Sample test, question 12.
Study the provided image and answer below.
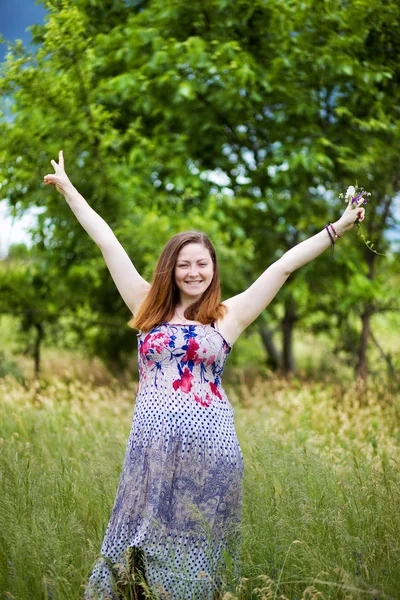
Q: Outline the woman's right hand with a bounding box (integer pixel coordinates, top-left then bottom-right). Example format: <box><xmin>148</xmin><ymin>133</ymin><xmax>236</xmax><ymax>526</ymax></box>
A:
<box><xmin>44</xmin><ymin>150</ymin><xmax>72</xmax><ymax>195</ymax></box>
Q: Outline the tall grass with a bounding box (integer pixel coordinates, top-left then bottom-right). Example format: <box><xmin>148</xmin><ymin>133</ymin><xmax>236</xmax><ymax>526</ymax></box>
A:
<box><xmin>0</xmin><ymin>374</ymin><xmax>399</xmax><ymax>599</ymax></box>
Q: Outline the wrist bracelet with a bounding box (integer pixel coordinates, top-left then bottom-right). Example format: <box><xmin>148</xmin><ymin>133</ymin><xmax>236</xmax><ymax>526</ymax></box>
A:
<box><xmin>325</xmin><ymin>225</ymin><xmax>335</xmax><ymax>245</ymax></box>
<box><xmin>329</xmin><ymin>223</ymin><xmax>341</xmax><ymax>239</ymax></box>
<box><xmin>325</xmin><ymin>225</ymin><xmax>335</xmax><ymax>260</ymax></box>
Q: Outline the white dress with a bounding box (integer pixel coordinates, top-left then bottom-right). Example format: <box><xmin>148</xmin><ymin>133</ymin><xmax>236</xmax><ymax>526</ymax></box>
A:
<box><xmin>85</xmin><ymin>322</ymin><xmax>244</xmax><ymax>599</ymax></box>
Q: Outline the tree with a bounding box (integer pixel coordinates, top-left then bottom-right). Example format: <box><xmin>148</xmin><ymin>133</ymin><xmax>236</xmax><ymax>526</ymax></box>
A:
<box><xmin>84</xmin><ymin>0</ymin><xmax>399</xmax><ymax>375</ymax></box>
<box><xmin>1</xmin><ymin>0</ymin><xmax>399</xmax><ymax>377</ymax></box>
<box><xmin>0</xmin><ymin>246</ymin><xmax>60</xmax><ymax>378</ymax></box>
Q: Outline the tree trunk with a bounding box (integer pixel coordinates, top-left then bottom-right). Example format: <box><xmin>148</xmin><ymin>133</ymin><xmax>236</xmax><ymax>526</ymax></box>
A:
<box><xmin>259</xmin><ymin>324</ymin><xmax>282</xmax><ymax>370</ymax></box>
<box><xmin>356</xmin><ymin>308</ymin><xmax>372</xmax><ymax>380</ymax></box>
<box><xmin>281</xmin><ymin>296</ymin><xmax>297</xmax><ymax>374</ymax></box>
<box><xmin>33</xmin><ymin>322</ymin><xmax>44</xmax><ymax>378</ymax></box>
<box><xmin>355</xmin><ymin>252</ymin><xmax>376</xmax><ymax>380</ymax></box>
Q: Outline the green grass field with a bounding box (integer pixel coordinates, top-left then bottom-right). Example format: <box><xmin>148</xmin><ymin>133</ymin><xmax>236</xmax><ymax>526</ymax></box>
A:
<box><xmin>1</xmin><ymin>370</ymin><xmax>399</xmax><ymax>600</ymax></box>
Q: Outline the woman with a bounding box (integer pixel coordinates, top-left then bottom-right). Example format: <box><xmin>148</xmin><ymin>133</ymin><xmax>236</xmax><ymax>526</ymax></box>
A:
<box><xmin>44</xmin><ymin>151</ymin><xmax>366</xmax><ymax>599</ymax></box>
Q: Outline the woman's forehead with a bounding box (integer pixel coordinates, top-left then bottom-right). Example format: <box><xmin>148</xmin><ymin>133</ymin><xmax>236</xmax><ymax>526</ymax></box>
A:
<box><xmin>176</xmin><ymin>243</ymin><xmax>211</xmax><ymax>261</ymax></box>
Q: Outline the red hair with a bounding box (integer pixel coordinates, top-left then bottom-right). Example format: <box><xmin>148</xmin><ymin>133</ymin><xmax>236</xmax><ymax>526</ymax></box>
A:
<box><xmin>129</xmin><ymin>231</ymin><xmax>226</xmax><ymax>332</ymax></box>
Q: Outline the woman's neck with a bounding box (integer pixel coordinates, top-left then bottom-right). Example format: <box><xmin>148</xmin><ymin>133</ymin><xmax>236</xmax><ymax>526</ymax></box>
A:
<box><xmin>170</xmin><ymin>303</ymin><xmax>199</xmax><ymax>324</ymax></box>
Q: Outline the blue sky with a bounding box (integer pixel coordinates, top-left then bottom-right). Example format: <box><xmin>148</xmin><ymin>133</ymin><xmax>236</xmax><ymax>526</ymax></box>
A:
<box><xmin>0</xmin><ymin>0</ymin><xmax>47</xmax><ymax>257</ymax></box>
<box><xmin>0</xmin><ymin>0</ymin><xmax>47</xmax><ymax>61</ymax></box>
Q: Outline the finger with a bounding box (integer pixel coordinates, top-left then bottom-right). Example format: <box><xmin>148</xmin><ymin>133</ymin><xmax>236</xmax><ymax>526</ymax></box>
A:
<box><xmin>59</xmin><ymin>150</ymin><xmax>64</xmax><ymax>170</ymax></box>
<box><xmin>357</xmin><ymin>208</ymin><xmax>365</xmax><ymax>221</ymax></box>
<box><xmin>44</xmin><ymin>174</ymin><xmax>58</xmax><ymax>184</ymax></box>
<box><xmin>51</xmin><ymin>159</ymin><xmax>58</xmax><ymax>172</ymax></box>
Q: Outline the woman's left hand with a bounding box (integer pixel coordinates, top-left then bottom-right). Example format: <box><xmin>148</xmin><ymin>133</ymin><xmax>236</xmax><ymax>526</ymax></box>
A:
<box><xmin>338</xmin><ymin>194</ymin><xmax>367</xmax><ymax>231</ymax></box>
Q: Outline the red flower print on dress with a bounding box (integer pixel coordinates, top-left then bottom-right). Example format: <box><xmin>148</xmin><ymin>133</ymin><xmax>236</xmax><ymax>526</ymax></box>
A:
<box><xmin>206</xmin><ymin>354</ymin><xmax>216</xmax><ymax>367</ymax></box>
<box><xmin>140</xmin><ymin>332</ymin><xmax>172</xmax><ymax>357</ymax></box>
<box><xmin>194</xmin><ymin>393</ymin><xmax>212</xmax><ymax>408</ymax></box>
<box><xmin>173</xmin><ymin>368</ymin><xmax>194</xmax><ymax>393</ymax></box>
<box><xmin>210</xmin><ymin>381</ymin><xmax>222</xmax><ymax>400</ymax></box>
<box><xmin>151</xmin><ymin>332</ymin><xmax>172</xmax><ymax>352</ymax></box>
<box><xmin>153</xmin><ymin>340</ymin><xmax>171</xmax><ymax>353</ymax></box>
<box><xmin>182</xmin><ymin>337</ymin><xmax>200</xmax><ymax>364</ymax></box>
<box><xmin>139</xmin><ymin>334</ymin><xmax>152</xmax><ymax>357</ymax></box>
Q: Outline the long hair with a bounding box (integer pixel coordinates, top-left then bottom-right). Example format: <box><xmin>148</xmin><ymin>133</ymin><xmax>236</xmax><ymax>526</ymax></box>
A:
<box><xmin>129</xmin><ymin>231</ymin><xmax>226</xmax><ymax>332</ymax></box>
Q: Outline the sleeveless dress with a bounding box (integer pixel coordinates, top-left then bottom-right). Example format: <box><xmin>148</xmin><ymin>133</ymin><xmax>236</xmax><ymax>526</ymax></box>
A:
<box><xmin>85</xmin><ymin>322</ymin><xmax>244</xmax><ymax>600</ymax></box>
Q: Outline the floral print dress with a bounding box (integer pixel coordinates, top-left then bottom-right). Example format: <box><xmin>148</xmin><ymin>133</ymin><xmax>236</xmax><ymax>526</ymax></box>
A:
<box><xmin>85</xmin><ymin>322</ymin><xmax>244</xmax><ymax>600</ymax></box>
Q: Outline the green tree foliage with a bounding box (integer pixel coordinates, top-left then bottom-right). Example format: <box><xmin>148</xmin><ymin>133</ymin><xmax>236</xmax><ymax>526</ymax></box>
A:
<box><xmin>0</xmin><ymin>0</ymin><xmax>399</xmax><ymax>376</ymax></box>
<box><xmin>0</xmin><ymin>247</ymin><xmax>59</xmax><ymax>377</ymax></box>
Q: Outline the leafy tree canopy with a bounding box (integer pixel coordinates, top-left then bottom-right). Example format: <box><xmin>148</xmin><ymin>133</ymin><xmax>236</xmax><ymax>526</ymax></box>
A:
<box><xmin>1</xmin><ymin>0</ymin><xmax>399</xmax><ymax>375</ymax></box>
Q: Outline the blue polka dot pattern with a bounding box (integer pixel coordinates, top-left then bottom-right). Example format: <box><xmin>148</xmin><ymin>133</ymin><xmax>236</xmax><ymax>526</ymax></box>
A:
<box><xmin>85</xmin><ymin>323</ymin><xmax>244</xmax><ymax>599</ymax></box>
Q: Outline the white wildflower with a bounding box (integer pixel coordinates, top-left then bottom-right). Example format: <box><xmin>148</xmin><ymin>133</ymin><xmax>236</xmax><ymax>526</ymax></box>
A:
<box><xmin>345</xmin><ymin>185</ymin><xmax>356</xmax><ymax>200</ymax></box>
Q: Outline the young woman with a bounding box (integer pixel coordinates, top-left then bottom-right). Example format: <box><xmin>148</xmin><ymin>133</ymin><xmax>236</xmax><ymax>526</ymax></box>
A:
<box><xmin>44</xmin><ymin>151</ymin><xmax>366</xmax><ymax>600</ymax></box>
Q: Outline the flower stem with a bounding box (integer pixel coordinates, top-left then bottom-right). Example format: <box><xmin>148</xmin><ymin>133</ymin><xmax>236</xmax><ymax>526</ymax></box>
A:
<box><xmin>356</xmin><ymin>221</ymin><xmax>386</xmax><ymax>256</ymax></box>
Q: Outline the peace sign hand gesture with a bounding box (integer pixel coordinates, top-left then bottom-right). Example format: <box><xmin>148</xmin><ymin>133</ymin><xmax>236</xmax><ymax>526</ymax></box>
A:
<box><xmin>43</xmin><ymin>150</ymin><xmax>72</xmax><ymax>195</ymax></box>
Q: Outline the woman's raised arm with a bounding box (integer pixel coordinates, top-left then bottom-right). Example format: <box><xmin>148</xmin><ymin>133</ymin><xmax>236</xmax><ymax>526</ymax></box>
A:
<box><xmin>219</xmin><ymin>197</ymin><xmax>367</xmax><ymax>345</ymax></box>
<box><xmin>44</xmin><ymin>151</ymin><xmax>150</xmax><ymax>314</ymax></box>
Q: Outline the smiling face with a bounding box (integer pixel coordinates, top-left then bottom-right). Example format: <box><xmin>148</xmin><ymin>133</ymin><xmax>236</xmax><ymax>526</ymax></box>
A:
<box><xmin>174</xmin><ymin>243</ymin><xmax>214</xmax><ymax>303</ymax></box>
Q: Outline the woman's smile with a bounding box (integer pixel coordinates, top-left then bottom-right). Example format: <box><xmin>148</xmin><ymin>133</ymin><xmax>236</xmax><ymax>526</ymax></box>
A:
<box><xmin>174</xmin><ymin>243</ymin><xmax>214</xmax><ymax>301</ymax></box>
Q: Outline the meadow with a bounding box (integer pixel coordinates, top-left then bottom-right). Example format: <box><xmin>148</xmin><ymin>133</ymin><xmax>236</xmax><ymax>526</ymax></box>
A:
<box><xmin>0</xmin><ymin>358</ymin><xmax>399</xmax><ymax>600</ymax></box>
<box><xmin>1</xmin><ymin>0</ymin><xmax>400</xmax><ymax>595</ymax></box>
